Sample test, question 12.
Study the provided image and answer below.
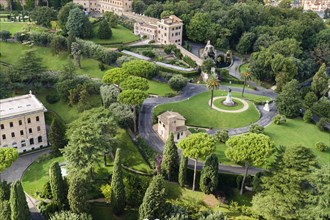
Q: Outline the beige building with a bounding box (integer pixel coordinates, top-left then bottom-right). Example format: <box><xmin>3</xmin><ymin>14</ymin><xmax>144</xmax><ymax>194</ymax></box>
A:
<box><xmin>157</xmin><ymin>111</ymin><xmax>189</xmax><ymax>142</ymax></box>
<box><xmin>73</xmin><ymin>0</ymin><xmax>132</xmax><ymax>13</ymax></box>
<box><xmin>0</xmin><ymin>92</ymin><xmax>48</xmax><ymax>153</ymax></box>
<box><xmin>134</xmin><ymin>15</ymin><xmax>184</xmax><ymax>45</ymax></box>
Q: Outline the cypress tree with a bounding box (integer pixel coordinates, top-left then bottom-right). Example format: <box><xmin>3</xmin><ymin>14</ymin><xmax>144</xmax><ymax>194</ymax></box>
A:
<box><xmin>98</xmin><ymin>19</ymin><xmax>112</xmax><ymax>39</ymax></box>
<box><xmin>49</xmin><ymin>162</ymin><xmax>67</xmax><ymax>208</ymax></box>
<box><xmin>178</xmin><ymin>156</ymin><xmax>188</xmax><ymax>187</ymax></box>
<box><xmin>110</xmin><ymin>148</ymin><xmax>125</xmax><ymax>215</ymax></box>
<box><xmin>139</xmin><ymin>175</ymin><xmax>166</xmax><ymax>220</ymax></box>
<box><xmin>67</xmin><ymin>175</ymin><xmax>89</xmax><ymax>213</ymax></box>
<box><xmin>49</xmin><ymin>118</ymin><xmax>67</xmax><ymax>153</ymax></box>
<box><xmin>10</xmin><ymin>181</ymin><xmax>30</xmax><ymax>220</ymax></box>
<box><xmin>161</xmin><ymin>133</ymin><xmax>179</xmax><ymax>181</ymax></box>
<box><xmin>200</xmin><ymin>154</ymin><xmax>219</xmax><ymax>194</ymax></box>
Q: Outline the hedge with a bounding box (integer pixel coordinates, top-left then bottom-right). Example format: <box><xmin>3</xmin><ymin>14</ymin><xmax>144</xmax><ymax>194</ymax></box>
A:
<box><xmin>157</xmin><ymin>65</ymin><xmax>199</xmax><ymax>78</ymax></box>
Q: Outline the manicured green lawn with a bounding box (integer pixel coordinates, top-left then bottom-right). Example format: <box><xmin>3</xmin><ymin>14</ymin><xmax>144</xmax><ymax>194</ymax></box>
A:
<box><xmin>221</xmin><ymin>82</ymin><xmax>253</xmax><ymax>90</ymax></box>
<box><xmin>0</xmin><ymin>22</ymin><xmax>47</xmax><ymax>34</ymax></box>
<box><xmin>153</xmin><ymin>91</ymin><xmax>270</xmax><ymax>129</ymax></box>
<box><xmin>0</xmin><ymin>42</ymin><xmax>107</xmax><ymax>78</ymax></box>
<box><xmin>264</xmin><ymin>118</ymin><xmax>330</xmax><ymax>164</ymax></box>
<box><xmin>91</xmin><ymin>24</ymin><xmax>139</xmax><ymax>45</ymax></box>
<box><xmin>147</xmin><ymin>80</ymin><xmax>176</xmax><ymax>96</ymax></box>
<box><xmin>22</xmin><ymin>156</ymin><xmax>64</xmax><ymax>197</ymax></box>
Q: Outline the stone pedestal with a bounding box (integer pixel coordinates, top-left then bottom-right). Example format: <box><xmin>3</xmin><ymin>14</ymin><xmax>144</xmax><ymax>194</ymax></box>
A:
<box><xmin>223</xmin><ymin>91</ymin><xmax>235</xmax><ymax>106</ymax></box>
<box><xmin>263</xmin><ymin>101</ymin><xmax>270</xmax><ymax>112</ymax></box>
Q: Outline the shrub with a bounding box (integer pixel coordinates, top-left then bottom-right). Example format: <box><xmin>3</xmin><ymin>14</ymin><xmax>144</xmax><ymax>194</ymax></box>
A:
<box><xmin>315</xmin><ymin>142</ymin><xmax>328</xmax><ymax>152</ymax></box>
<box><xmin>98</xmin><ymin>62</ymin><xmax>105</xmax><ymax>71</ymax></box>
<box><xmin>142</xmin><ymin>50</ymin><xmax>156</xmax><ymax>58</ymax></box>
<box><xmin>249</xmin><ymin>124</ymin><xmax>264</xmax><ymax>134</ymax></box>
<box><xmin>116</xmin><ymin>55</ymin><xmax>135</xmax><ymax>67</ymax></box>
<box><xmin>164</xmin><ymin>44</ymin><xmax>176</xmax><ymax>54</ymax></box>
<box><xmin>316</xmin><ymin>117</ymin><xmax>328</xmax><ymax>131</ymax></box>
<box><xmin>108</xmin><ymin>103</ymin><xmax>133</xmax><ymax>129</ymax></box>
<box><xmin>183</xmin><ymin>56</ymin><xmax>197</xmax><ymax>68</ymax></box>
<box><xmin>304</xmin><ymin>91</ymin><xmax>318</xmax><ymax>108</ymax></box>
<box><xmin>215</xmin><ymin>130</ymin><xmax>229</xmax><ymax>143</ymax></box>
<box><xmin>122</xmin><ymin>60</ymin><xmax>157</xmax><ymax>79</ymax></box>
<box><xmin>274</xmin><ymin>115</ymin><xmax>286</xmax><ymax>125</ymax></box>
<box><xmin>14</xmin><ymin>32</ymin><xmax>29</xmax><ymax>42</ymax></box>
<box><xmin>124</xmin><ymin>173</ymin><xmax>150</xmax><ymax>207</ymax></box>
<box><xmin>303</xmin><ymin>109</ymin><xmax>313</xmax><ymax>123</ymax></box>
<box><xmin>46</xmin><ymin>94</ymin><xmax>60</xmax><ymax>104</ymax></box>
<box><xmin>98</xmin><ymin>19</ymin><xmax>112</xmax><ymax>39</ymax></box>
<box><xmin>38</xmin><ymin>201</ymin><xmax>60</xmax><ymax>219</ymax></box>
<box><xmin>0</xmin><ymin>30</ymin><xmax>10</xmax><ymax>41</ymax></box>
<box><xmin>173</xmin><ymin>48</ymin><xmax>183</xmax><ymax>59</ymax></box>
<box><xmin>41</xmin><ymin>181</ymin><xmax>52</xmax><ymax>199</ymax></box>
<box><xmin>168</xmin><ymin>75</ymin><xmax>188</xmax><ymax>91</ymax></box>
<box><xmin>312</xmin><ymin>96</ymin><xmax>330</xmax><ymax>118</ymax></box>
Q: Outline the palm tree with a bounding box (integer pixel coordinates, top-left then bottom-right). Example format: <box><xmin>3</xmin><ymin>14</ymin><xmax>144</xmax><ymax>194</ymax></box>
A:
<box><xmin>207</xmin><ymin>74</ymin><xmax>219</xmax><ymax>108</ymax></box>
<box><xmin>241</xmin><ymin>71</ymin><xmax>251</xmax><ymax>97</ymax></box>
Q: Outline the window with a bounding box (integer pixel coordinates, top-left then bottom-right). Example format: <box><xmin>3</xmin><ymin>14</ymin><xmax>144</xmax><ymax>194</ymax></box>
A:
<box><xmin>2</xmin><ymin>134</ymin><xmax>6</xmax><ymax>140</ymax></box>
<box><xmin>12</xmin><ymin>142</ymin><xmax>17</xmax><ymax>148</ymax></box>
<box><xmin>36</xmin><ymin>116</ymin><xmax>39</xmax><ymax>122</ymax></box>
<box><xmin>20</xmin><ymin>130</ymin><xmax>24</xmax><ymax>135</ymax></box>
<box><xmin>11</xmin><ymin>132</ymin><xmax>15</xmax><ymax>138</ymax></box>
<box><xmin>177</xmin><ymin>133</ymin><xmax>180</xmax><ymax>140</ymax></box>
<box><xmin>37</xmin><ymin>126</ymin><xmax>40</xmax><ymax>132</ymax></box>
<box><xmin>0</xmin><ymin>124</ymin><xmax>4</xmax><ymax>129</ymax></box>
<box><xmin>27</xmin><ymin>118</ymin><xmax>31</xmax><ymax>123</ymax></box>
<box><xmin>29</xmin><ymin>138</ymin><xmax>34</xmax><ymax>145</ymax></box>
<box><xmin>21</xmin><ymin>140</ymin><xmax>26</xmax><ymax>147</ymax></box>
<box><xmin>19</xmin><ymin>120</ymin><xmax>22</xmax><ymax>125</ymax></box>
<box><xmin>29</xmin><ymin>128</ymin><xmax>32</xmax><ymax>134</ymax></box>
<box><xmin>38</xmin><ymin>136</ymin><xmax>42</xmax><ymax>143</ymax></box>
<box><xmin>10</xmin><ymin>122</ymin><xmax>13</xmax><ymax>127</ymax></box>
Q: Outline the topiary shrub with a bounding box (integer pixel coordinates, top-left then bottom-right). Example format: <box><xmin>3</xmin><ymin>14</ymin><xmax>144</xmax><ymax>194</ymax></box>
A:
<box><xmin>274</xmin><ymin>115</ymin><xmax>286</xmax><ymax>125</ymax></box>
<box><xmin>215</xmin><ymin>130</ymin><xmax>229</xmax><ymax>143</ymax></box>
<box><xmin>303</xmin><ymin>109</ymin><xmax>313</xmax><ymax>123</ymax></box>
<box><xmin>41</xmin><ymin>181</ymin><xmax>52</xmax><ymax>199</ymax></box>
<box><xmin>98</xmin><ymin>62</ymin><xmax>105</xmax><ymax>71</ymax></box>
<box><xmin>249</xmin><ymin>124</ymin><xmax>264</xmax><ymax>134</ymax></box>
<box><xmin>315</xmin><ymin>142</ymin><xmax>328</xmax><ymax>152</ymax></box>
<box><xmin>168</xmin><ymin>75</ymin><xmax>188</xmax><ymax>92</ymax></box>
<box><xmin>46</xmin><ymin>94</ymin><xmax>60</xmax><ymax>104</ymax></box>
<box><xmin>316</xmin><ymin>117</ymin><xmax>328</xmax><ymax>131</ymax></box>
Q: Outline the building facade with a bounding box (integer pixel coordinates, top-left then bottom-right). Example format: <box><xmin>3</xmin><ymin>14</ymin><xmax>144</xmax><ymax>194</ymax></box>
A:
<box><xmin>73</xmin><ymin>0</ymin><xmax>132</xmax><ymax>13</ymax></box>
<box><xmin>0</xmin><ymin>92</ymin><xmax>48</xmax><ymax>153</ymax></box>
<box><xmin>157</xmin><ymin>111</ymin><xmax>189</xmax><ymax>142</ymax></box>
<box><xmin>134</xmin><ymin>15</ymin><xmax>184</xmax><ymax>45</ymax></box>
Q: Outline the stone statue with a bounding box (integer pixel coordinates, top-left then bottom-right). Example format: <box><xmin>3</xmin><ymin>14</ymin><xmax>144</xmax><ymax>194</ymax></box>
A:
<box><xmin>201</xmin><ymin>40</ymin><xmax>215</xmax><ymax>60</ymax></box>
<box><xmin>263</xmin><ymin>100</ymin><xmax>270</xmax><ymax>112</ymax></box>
<box><xmin>223</xmin><ymin>88</ymin><xmax>235</xmax><ymax>106</ymax></box>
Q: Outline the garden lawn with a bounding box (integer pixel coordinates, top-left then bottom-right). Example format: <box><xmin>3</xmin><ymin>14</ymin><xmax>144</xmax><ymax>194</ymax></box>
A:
<box><xmin>153</xmin><ymin>91</ymin><xmax>270</xmax><ymax>129</ymax></box>
<box><xmin>0</xmin><ymin>42</ymin><xmax>107</xmax><ymax>78</ymax></box>
<box><xmin>147</xmin><ymin>80</ymin><xmax>176</xmax><ymax>96</ymax></box>
<box><xmin>264</xmin><ymin>118</ymin><xmax>330</xmax><ymax>164</ymax></box>
<box><xmin>22</xmin><ymin>156</ymin><xmax>64</xmax><ymax>197</ymax></box>
<box><xmin>91</xmin><ymin>24</ymin><xmax>139</xmax><ymax>45</ymax></box>
<box><xmin>0</xmin><ymin>22</ymin><xmax>47</xmax><ymax>34</ymax></box>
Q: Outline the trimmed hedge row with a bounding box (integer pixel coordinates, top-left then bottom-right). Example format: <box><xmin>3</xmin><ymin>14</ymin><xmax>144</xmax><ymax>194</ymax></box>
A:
<box><xmin>157</xmin><ymin>65</ymin><xmax>199</xmax><ymax>78</ymax></box>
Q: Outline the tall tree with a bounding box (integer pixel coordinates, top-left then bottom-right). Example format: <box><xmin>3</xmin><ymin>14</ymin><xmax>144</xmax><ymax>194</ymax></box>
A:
<box><xmin>49</xmin><ymin>118</ymin><xmax>67</xmax><ymax>153</ymax></box>
<box><xmin>65</xmin><ymin>7</ymin><xmax>92</xmax><ymax>39</ymax></box>
<box><xmin>0</xmin><ymin>148</ymin><xmax>18</xmax><ymax>173</ymax></box>
<box><xmin>178</xmin><ymin>156</ymin><xmax>188</xmax><ymax>187</ymax></box>
<box><xmin>120</xmin><ymin>76</ymin><xmax>149</xmax><ymax>91</ymax></box>
<box><xmin>49</xmin><ymin>162</ymin><xmax>67</xmax><ymax>208</ymax></box>
<box><xmin>118</xmin><ymin>89</ymin><xmax>148</xmax><ymax>133</ymax></box>
<box><xmin>10</xmin><ymin>181</ymin><xmax>30</xmax><ymax>220</ymax></box>
<box><xmin>200</xmin><ymin>154</ymin><xmax>219</xmax><ymax>194</ymax></box>
<box><xmin>100</xmin><ymin>84</ymin><xmax>120</xmax><ymax>108</ymax></box>
<box><xmin>252</xmin><ymin>146</ymin><xmax>318</xmax><ymax>219</ymax></box>
<box><xmin>58</xmin><ymin>3</ymin><xmax>82</xmax><ymax>34</ymax></box>
<box><xmin>139</xmin><ymin>175</ymin><xmax>166</xmax><ymax>220</ymax></box>
<box><xmin>202</xmin><ymin>58</ymin><xmax>215</xmax><ymax>74</ymax></box>
<box><xmin>0</xmin><ymin>71</ymin><xmax>13</xmax><ymax>99</ymax></box>
<box><xmin>236</xmin><ymin>32</ymin><xmax>256</xmax><ymax>54</ymax></box>
<box><xmin>98</xmin><ymin>19</ymin><xmax>112</xmax><ymax>39</ymax></box>
<box><xmin>187</xmin><ymin>12</ymin><xmax>212</xmax><ymax>42</ymax></box>
<box><xmin>207</xmin><ymin>74</ymin><xmax>219</xmax><ymax>108</ymax></box>
<box><xmin>30</xmin><ymin>6</ymin><xmax>57</xmax><ymax>27</ymax></box>
<box><xmin>110</xmin><ymin>148</ymin><xmax>126</xmax><ymax>215</ymax></box>
<box><xmin>276</xmin><ymin>79</ymin><xmax>302</xmax><ymax>118</ymax></box>
<box><xmin>67</xmin><ymin>175</ymin><xmax>89</xmax><ymax>213</ymax></box>
<box><xmin>161</xmin><ymin>133</ymin><xmax>179</xmax><ymax>182</ymax></box>
<box><xmin>225</xmin><ymin>133</ymin><xmax>274</xmax><ymax>195</ymax></box>
<box><xmin>311</xmin><ymin>64</ymin><xmax>329</xmax><ymax>97</ymax></box>
<box><xmin>177</xmin><ymin>133</ymin><xmax>216</xmax><ymax>191</ymax></box>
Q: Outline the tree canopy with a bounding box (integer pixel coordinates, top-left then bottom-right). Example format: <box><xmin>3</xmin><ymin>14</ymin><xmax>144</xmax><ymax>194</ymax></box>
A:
<box><xmin>122</xmin><ymin>60</ymin><xmax>156</xmax><ymax>79</ymax></box>
<box><xmin>0</xmin><ymin>148</ymin><xmax>18</xmax><ymax>173</ymax></box>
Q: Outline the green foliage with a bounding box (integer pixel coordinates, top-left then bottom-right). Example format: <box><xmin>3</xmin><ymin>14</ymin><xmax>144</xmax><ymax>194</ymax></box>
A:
<box><xmin>98</xmin><ymin>19</ymin><xmax>112</xmax><ymax>39</ymax></box>
<box><xmin>58</xmin><ymin>3</ymin><xmax>82</xmax><ymax>34</ymax></box>
<box><xmin>312</xmin><ymin>96</ymin><xmax>330</xmax><ymax>118</ymax></box>
<box><xmin>315</xmin><ymin>142</ymin><xmax>328</xmax><ymax>152</ymax></box>
<box><xmin>100</xmin><ymin>184</ymin><xmax>111</xmax><ymax>202</ymax></box>
<box><xmin>120</xmin><ymin>76</ymin><xmax>149</xmax><ymax>91</ymax></box>
<box><xmin>104</xmin><ymin>11</ymin><xmax>119</xmax><ymax>27</ymax></box>
<box><xmin>215</xmin><ymin>130</ymin><xmax>229</xmax><ymax>143</ymax></box>
<box><xmin>164</xmin><ymin>44</ymin><xmax>176</xmax><ymax>54</ymax></box>
<box><xmin>236</xmin><ymin>32</ymin><xmax>256</xmax><ymax>54</ymax></box>
<box><xmin>31</xmin><ymin>6</ymin><xmax>57</xmax><ymax>28</ymax></box>
<box><xmin>139</xmin><ymin>175</ymin><xmax>166</xmax><ymax>220</ymax></box>
<box><xmin>102</xmin><ymin>68</ymin><xmax>128</xmax><ymax>85</ymax></box>
<box><xmin>100</xmin><ymin>84</ymin><xmax>119</xmax><ymax>108</ymax></box>
<box><xmin>161</xmin><ymin>133</ymin><xmax>179</xmax><ymax>181</ymax></box>
<box><xmin>276</xmin><ymin>79</ymin><xmax>302</xmax><ymax>118</ymax></box>
<box><xmin>316</xmin><ymin>117</ymin><xmax>328</xmax><ymax>131</ymax></box>
<box><xmin>183</xmin><ymin>56</ymin><xmax>197</xmax><ymax>68</ymax></box>
<box><xmin>312</xmin><ymin>64</ymin><xmax>329</xmax><ymax>97</ymax></box>
<box><xmin>124</xmin><ymin>173</ymin><xmax>150</xmax><ymax>208</ymax></box>
<box><xmin>50</xmin><ymin>35</ymin><xmax>68</xmax><ymax>55</ymax></box>
<box><xmin>49</xmin><ymin>211</ymin><xmax>92</xmax><ymax>220</ymax></box>
<box><xmin>168</xmin><ymin>75</ymin><xmax>188</xmax><ymax>92</ymax></box>
<box><xmin>38</xmin><ymin>201</ymin><xmax>60</xmax><ymax>219</ymax></box>
<box><xmin>304</xmin><ymin>91</ymin><xmax>318</xmax><ymax>108</ymax></box>
<box><xmin>0</xmin><ymin>30</ymin><xmax>11</xmax><ymax>41</ymax></box>
<box><xmin>0</xmin><ymin>148</ymin><xmax>18</xmax><ymax>173</ymax></box>
<box><xmin>122</xmin><ymin>60</ymin><xmax>156</xmax><ymax>79</ymax></box>
<box><xmin>0</xmin><ymin>200</ymin><xmax>11</xmax><ymax>220</ymax></box>
<box><xmin>49</xmin><ymin>118</ymin><xmax>67</xmax><ymax>152</ymax></box>
<box><xmin>200</xmin><ymin>154</ymin><xmax>219</xmax><ymax>194</ymax></box>
<box><xmin>108</xmin><ymin>103</ymin><xmax>133</xmax><ymax>129</ymax></box>
<box><xmin>68</xmin><ymin>175</ymin><xmax>89</xmax><ymax>213</ymax></box>
<box><xmin>136</xmin><ymin>137</ymin><xmax>158</xmax><ymax>169</ymax></box>
<box><xmin>41</xmin><ymin>181</ymin><xmax>53</xmax><ymax>199</ymax></box>
<box><xmin>248</xmin><ymin>124</ymin><xmax>264</xmax><ymax>134</ymax></box>
<box><xmin>303</xmin><ymin>109</ymin><xmax>313</xmax><ymax>123</ymax></box>
<box><xmin>116</xmin><ymin>55</ymin><xmax>136</xmax><ymax>67</ymax></box>
<box><xmin>0</xmin><ymin>72</ymin><xmax>13</xmax><ymax>99</ymax></box>
<box><xmin>110</xmin><ymin>148</ymin><xmax>126</xmax><ymax>215</ymax></box>
<box><xmin>273</xmin><ymin>114</ymin><xmax>287</xmax><ymax>125</ymax></box>
<box><xmin>201</xmin><ymin>58</ymin><xmax>215</xmax><ymax>74</ymax></box>
<box><xmin>66</xmin><ymin>8</ymin><xmax>92</xmax><ymax>39</ymax></box>
<box><xmin>142</xmin><ymin>50</ymin><xmax>156</xmax><ymax>58</ymax></box>
<box><xmin>118</xmin><ymin>89</ymin><xmax>148</xmax><ymax>107</ymax></box>
<box><xmin>178</xmin><ymin>156</ymin><xmax>188</xmax><ymax>187</ymax></box>
<box><xmin>49</xmin><ymin>162</ymin><xmax>67</xmax><ymax>208</ymax></box>
<box><xmin>10</xmin><ymin>181</ymin><xmax>30</xmax><ymax>220</ymax></box>
<box><xmin>187</xmin><ymin>12</ymin><xmax>212</xmax><ymax>42</ymax></box>
<box><xmin>46</xmin><ymin>94</ymin><xmax>60</xmax><ymax>104</ymax></box>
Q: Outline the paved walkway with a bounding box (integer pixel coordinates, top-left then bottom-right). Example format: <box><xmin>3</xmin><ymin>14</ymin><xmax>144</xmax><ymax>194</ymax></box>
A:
<box><xmin>209</xmin><ymin>96</ymin><xmax>249</xmax><ymax>113</ymax></box>
<box><xmin>155</xmin><ymin>61</ymin><xmax>195</xmax><ymax>72</ymax></box>
<box><xmin>121</xmin><ymin>50</ymin><xmax>151</xmax><ymax>61</ymax></box>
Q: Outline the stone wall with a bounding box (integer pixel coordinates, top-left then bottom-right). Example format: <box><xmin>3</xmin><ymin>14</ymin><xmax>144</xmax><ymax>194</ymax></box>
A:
<box><xmin>175</xmin><ymin>44</ymin><xmax>203</xmax><ymax>66</ymax></box>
